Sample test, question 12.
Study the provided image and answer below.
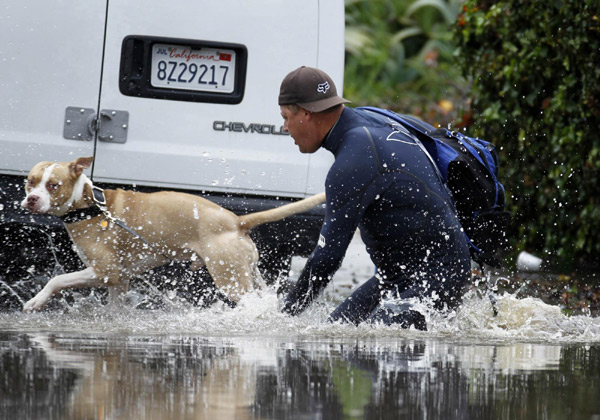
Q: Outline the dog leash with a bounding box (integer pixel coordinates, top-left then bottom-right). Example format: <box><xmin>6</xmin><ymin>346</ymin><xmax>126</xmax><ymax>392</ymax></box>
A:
<box><xmin>60</xmin><ymin>186</ymin><xmax>237</xmax><ymax>308</ymax></box>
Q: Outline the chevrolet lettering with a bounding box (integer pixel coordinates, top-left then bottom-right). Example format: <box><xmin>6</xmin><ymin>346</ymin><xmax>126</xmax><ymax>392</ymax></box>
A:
<box><xmin>213</xmin><ymin>121</ymin><xmax>288</xmax><ymax>136</ymax></box>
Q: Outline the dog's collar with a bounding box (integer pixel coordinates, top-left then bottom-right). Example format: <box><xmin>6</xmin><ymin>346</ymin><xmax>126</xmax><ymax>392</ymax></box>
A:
<box><xmin>60</xmin><ymin>205</ymin><xmax>104</xmax><ymax>224</ymax></box>
<box><xmin>60</xmin><ymin>187</ymin><xmax>107</xmax><ymax>224</ymax></box>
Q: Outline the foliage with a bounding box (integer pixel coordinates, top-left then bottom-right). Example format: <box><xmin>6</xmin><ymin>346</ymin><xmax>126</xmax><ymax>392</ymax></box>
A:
<box><xmin>454</xmin><ymin>0</ymin><xmax>600</xmax><ymax>267</ymax></box>
<box><xmin>344</xmin><ymin>0</ymin><xmax>470</xmax><ymax>127</ymax></box>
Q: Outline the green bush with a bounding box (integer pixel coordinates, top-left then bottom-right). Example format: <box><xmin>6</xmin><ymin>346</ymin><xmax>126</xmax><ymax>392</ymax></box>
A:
<box><xmin>344</xmin><ymin>0</ymin><xmax>470</xmax><ymax>126</ymax></box>
<box><xmin>454</xmin><ymin>0</ymin><xmax>600</xmax><ymax>267</ymax></box>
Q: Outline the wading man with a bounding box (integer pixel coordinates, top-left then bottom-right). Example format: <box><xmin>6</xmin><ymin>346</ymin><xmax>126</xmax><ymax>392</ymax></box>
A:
<box><xmin>278</xmin><ymin>66</ymin><xmax>471</xmax><ymax>329</ymax></box>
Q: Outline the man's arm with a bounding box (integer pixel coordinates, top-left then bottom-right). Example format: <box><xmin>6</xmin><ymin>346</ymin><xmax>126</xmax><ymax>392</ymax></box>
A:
<box><xmin>282</xmin><ymin>197</ymin><xmax>363</xmax><ymax>315</ymax></box>
<box><xmin>282</xmin><ymin>134</ymin><xmax>380</xmax><ymax>315</ymax></box>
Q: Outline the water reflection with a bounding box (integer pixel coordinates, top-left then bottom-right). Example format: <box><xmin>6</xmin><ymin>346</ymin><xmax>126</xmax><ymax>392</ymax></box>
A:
<box><xmin>1</xmin><ymin>332</ymin><xmax>599</xmax><ymax>420</ymax></box>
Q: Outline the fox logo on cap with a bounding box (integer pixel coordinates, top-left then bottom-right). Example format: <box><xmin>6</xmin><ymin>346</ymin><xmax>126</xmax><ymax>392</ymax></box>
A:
<box><xmin>317</xmin><ymin>81</ymin><xmax>330</xmax><ymax>94</ymax></box>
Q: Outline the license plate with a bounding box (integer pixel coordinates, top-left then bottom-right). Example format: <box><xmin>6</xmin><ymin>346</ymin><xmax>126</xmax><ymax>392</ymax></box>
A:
<box><xmin>150</xmin><ymin>43</ymin><xmax>236</xmax><ymax>93</ymax></box>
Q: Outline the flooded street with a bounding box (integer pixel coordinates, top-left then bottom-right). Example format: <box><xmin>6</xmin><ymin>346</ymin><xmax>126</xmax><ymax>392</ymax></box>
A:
<box><xmin>2</xmin><ymin>235</ymin><xmax>600</xmax><ymax>419</ymax></box>
<box><xmin>3</xmin><ymin>333</ymin><xmax>600</xmax><ymax>420</ymax></box>
<box><xmin>2</xmin><ymin>0</ymin><xmax>596</xmax><ymax>418</ymax></box>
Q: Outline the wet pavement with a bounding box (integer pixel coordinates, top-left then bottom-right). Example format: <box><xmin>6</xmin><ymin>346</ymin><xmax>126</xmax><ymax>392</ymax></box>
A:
<box><xmin>2</xmin><ymin>332</ymin><xmax>600</xmax><ymax>420</ymax></box>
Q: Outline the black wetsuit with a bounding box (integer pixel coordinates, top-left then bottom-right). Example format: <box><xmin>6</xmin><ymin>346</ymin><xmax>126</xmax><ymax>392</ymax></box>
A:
<box><xmin>282</xmin><ymin>107</ymin><xmax>471</xmax><ymax>325</ymax></box>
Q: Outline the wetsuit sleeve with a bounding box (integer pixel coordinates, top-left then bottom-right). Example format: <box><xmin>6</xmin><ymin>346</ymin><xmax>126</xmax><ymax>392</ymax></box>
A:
<box><xmin>282</xmin><ymin>129</ymin><xmax>379</xmax><ymax>315</ymax></box>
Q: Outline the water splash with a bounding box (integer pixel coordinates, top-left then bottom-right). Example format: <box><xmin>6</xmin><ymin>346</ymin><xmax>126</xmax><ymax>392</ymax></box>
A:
<box><xmin>2</xmin><ymin>231</ymin><xmax>598</xmax><ymax>343</ymax></box>
<box><xmin>2</xmin><ymin>287</ymin><xmax>599</xmax><ymax>343</ymax></box>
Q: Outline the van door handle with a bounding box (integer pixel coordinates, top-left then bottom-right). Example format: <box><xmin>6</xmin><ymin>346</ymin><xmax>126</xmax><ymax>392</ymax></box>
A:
<box><xmin>63</xmin><ymin>107</ymin><xmax>129</xmax><ymax>143</ymax></box>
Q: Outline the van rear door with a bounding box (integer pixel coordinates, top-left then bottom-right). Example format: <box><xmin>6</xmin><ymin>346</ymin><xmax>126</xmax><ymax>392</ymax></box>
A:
<box><xmin>0</xmin><ymin>1</ymin><xmax>105</xmax><ymax>173</ymax></box>
<box><xmin>92</xmin><ymin>0</ymin><xmax>333</xmax><ymax>198</ymax></box>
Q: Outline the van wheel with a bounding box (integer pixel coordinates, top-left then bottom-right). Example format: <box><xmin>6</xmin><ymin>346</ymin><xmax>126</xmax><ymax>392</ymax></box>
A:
<box><xmin>0</xmin><ymin>224</ymin><xmax>82</xmax><ymax>311</ymax></box>
<box><xmin>0</xmin><ymin>225</ymin><xmax>52</xmax><ymax>310</ymax></box>
<box><xmin>257</xmin><ymin>245</ymin><xmax>292</xmax><ymax>291</ymax></box>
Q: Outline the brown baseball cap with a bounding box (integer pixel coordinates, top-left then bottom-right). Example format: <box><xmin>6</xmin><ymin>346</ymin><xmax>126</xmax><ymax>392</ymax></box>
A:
<box><xmin>278</xmin><ymin>66</ymin><xmax>350</xmax><ymax>112</ymax></box>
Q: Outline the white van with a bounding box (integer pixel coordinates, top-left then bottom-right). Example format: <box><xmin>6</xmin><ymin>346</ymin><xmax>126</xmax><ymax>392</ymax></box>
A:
<box><xmin>0</xmin><ymin>0</ymin><xmax>344</xmax><ymax>288</ymax></box>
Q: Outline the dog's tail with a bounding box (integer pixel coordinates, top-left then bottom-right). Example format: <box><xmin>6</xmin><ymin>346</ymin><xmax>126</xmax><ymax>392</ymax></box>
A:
<box><xmin>238</xmin><ymin>192</ymin><xmax>326</xmax><ymax>230</ymax></box>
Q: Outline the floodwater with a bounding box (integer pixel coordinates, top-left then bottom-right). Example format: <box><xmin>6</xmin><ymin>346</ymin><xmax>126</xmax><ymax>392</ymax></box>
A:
<box><xmin>2</xmin><ymin>236</ymin><xmax>600</xmax><ymax>420</ymax></box>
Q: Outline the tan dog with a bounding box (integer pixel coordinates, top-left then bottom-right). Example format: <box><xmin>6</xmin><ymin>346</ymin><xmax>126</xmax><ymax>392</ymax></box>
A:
<box><xmin>21</xmin><ymin>156</ymin><xmax>325</xmax><ymax>311</ymax></box>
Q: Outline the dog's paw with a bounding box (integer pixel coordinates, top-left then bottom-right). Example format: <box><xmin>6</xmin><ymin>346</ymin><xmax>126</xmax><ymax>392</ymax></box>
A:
<box><xmin>23</xmin><ymin>294</ymin><xmax>49</xmax><ymax>312</ymax></box>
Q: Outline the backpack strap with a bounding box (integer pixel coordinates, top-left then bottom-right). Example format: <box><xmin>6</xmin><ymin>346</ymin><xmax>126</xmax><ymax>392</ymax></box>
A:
<box><xmin>359</xmin><ymin>106</ymin><xmax>467</xmax><ymax>220</ymax></box>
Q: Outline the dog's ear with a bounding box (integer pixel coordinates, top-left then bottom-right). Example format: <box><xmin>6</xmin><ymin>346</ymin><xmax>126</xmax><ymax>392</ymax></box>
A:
<box><xmin>70</xmin><ymin>156</ymin><xmax>94</xmax><ymax>177</ymax></box>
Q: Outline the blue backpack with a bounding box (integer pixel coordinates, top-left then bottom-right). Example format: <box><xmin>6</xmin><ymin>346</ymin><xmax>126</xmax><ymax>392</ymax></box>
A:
<box><xmin>358</xmin><ymin>106</ymin><xmax>510</xmax><ymax>266</ymax></box>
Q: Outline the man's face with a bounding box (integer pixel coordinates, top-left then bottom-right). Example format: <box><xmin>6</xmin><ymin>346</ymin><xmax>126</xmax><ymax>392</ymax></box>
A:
<box><xmin>280</xmin><ymin>105</ymin><xmax>322</xmax><ymax>153</ymax></box>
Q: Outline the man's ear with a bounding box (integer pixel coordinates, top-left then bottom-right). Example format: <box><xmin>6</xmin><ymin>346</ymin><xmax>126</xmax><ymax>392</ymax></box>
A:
<box><xmin>70</xmin><ymin>156</ymin><xmax>93</xmax><ymax>177</ymax></box>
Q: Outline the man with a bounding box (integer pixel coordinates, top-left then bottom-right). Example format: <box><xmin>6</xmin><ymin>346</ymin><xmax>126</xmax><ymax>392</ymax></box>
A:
<box><xmin>279</xmin><ymin>66</ymin><xmax>470</xmax><ymax>329</ymax></box>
